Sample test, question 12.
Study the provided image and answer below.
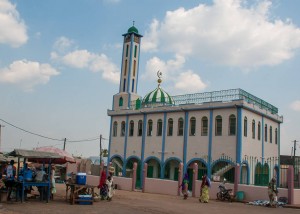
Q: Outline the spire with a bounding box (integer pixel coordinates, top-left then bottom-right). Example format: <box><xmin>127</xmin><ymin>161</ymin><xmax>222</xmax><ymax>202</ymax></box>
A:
<box><xmin>157</xmin><ymin>70</ymin><xmax>162</xmax><ymax>88</ymax></box>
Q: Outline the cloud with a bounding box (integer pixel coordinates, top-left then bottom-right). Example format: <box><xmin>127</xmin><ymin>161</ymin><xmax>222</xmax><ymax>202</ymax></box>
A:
<box><xmin>174</xmin><ymin>71</ymin><xmax>207</xmax><ymax>94</ymax></box>
<box><xmin>0</xmin><ymin>60</ymin><xmax>59</xmax><ymax>91</ymax></box>
<box><xmin>290</xmin><ymin>100</ymin><xmax>300</xmax><ymax>111</ymax></box>
<box><xmin>57</xmin><ymin>50</ymin><xmax>119</xmax><ymax>84</ymax></box>
<box><xmin>143</xmin><ymin>0</ymin><xmax>300</xmax><ymax>68</ymax></box>
<box><xmin>53</xmin><ymin>36</ymin><xmax>75</xmax><ymax>54</ymax></box>
<box><xmin>0</xmin><ymin>0</ymin><xmax>28</xmax><ymax>47</ymax></box>
<box><xmin>142</xmin><ymin>55</ymin><xmax>207</xmax><ymax>94</ymax></box>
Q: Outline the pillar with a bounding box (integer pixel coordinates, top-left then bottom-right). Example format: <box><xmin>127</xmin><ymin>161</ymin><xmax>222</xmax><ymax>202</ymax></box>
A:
<box><xmin>178</xmin><ymin>162</ymin><xmax>183</xmax><ymax>196</ymax></box>
<box><xmin>234</xmin><ymin>164</ymin><xmax>240</xmax><ymax>195</ymax></box>
<box><xmin>287</xmin><ymin>165</ymin><xmax>294</xmax><ymax>205</ymax></box>
<box><xmin>142</xmin><ymin>163</ymin><xmax>148</xmax><ymax>193</ymax></box>
<box><xmin>132</xmin><ymin>162</ymin><xmax>137</xmax><ymax>191</ymax></box>
<box><xmin>192</xmin><ymin>163</ymin><xmax>198</xmax><ymax>197</ymax></box>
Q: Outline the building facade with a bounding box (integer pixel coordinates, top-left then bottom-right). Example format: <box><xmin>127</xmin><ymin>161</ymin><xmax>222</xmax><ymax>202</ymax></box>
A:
<box><xmin>107</xmin><ymin>25</ymin><xmax>283</xmax><ymax>188</ymax></box>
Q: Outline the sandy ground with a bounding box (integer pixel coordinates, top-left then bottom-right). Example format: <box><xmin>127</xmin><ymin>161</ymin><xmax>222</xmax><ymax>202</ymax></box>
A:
<box><xmin>0</xmin><ymin>184</ymin><xmax>299</xmax><ymax>214</ymax></box>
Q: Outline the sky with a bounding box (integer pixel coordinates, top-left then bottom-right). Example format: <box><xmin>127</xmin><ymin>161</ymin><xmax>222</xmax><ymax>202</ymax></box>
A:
<box><xmin>0</xmin><ymin>0</ymin><xmax>300</xmax><ymax>158</ymax></box>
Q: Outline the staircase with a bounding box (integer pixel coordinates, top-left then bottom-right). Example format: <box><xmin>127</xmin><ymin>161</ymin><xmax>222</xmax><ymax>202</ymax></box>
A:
<box><xmin>212</xmin><ymin>164</ymin><xmax>234</xmax><ymax>177</ymax></box>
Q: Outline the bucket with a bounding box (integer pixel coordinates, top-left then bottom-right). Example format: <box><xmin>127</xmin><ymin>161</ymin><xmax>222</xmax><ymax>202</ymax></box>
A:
<box><xmin>236</xmin><ymin>191</ymin><xmax>244</xmax><ymax>201</ymax></box>
<box><xmin>76</xmin><ymin>173</ymin><xmax>87</xmax><ymax>185</ymax></box>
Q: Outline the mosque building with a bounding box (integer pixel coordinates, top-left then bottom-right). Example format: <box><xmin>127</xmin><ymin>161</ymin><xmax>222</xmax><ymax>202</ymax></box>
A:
<box><xmin>107</xmin><ymin>25</ymin><xmax>283</xmax><ymax>188</ymax></box>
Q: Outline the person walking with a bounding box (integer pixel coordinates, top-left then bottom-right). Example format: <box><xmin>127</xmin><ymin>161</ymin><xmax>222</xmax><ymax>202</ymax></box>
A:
<box><xmin>4</xmin><ymin>160</ymin><xmax>16</xmax><ymax>201</ymax></box>
<box><xmin>106</xmin><ymin>175</ymin><xmax>114</xmax><ymax>201</ymax></box>
<box><xmin>98</xmin><ymin>170</ymin><xmax>108</xmax><ymax>200</ymax></box>
<box><xmin>199</xmin><ymin>174</ymin><xmax>211</xmax><ymax>203</ymax></box>
<box><xmin>179</xmin><ymin>173</ymin><xmax>189</xmax><ymax>199</ymax></box>
<box><xmin>268</xmin><ymin>177</ymin><xmax>278</xmax><ymax>207</ymax></box>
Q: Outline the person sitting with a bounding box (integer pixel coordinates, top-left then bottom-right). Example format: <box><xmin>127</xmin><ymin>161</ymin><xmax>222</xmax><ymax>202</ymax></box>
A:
<box><xmin>4</xmin><ymin>160</ymin><xmax>16</xmax><ymax>201</ymax></box>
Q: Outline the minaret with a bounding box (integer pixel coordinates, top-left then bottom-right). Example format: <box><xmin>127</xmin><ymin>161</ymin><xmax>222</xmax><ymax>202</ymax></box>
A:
<box><xmin>113</xmin><ymin>23</ymin><xmax>143</xmax><ymax>110</ymax></box>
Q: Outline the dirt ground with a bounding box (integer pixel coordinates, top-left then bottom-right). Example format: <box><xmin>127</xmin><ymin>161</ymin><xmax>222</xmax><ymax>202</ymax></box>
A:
<box><xmin>0</xmin><ymin>184</ymin><xmax>299</xmax><ymax>214</ymax></box>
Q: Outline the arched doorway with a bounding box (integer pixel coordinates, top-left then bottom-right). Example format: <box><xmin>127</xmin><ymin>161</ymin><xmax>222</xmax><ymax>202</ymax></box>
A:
<box><xmin>164</xmin><ymin>158</ymin><xmax>181</xmax><ymax>180</ymax></box>
<box><xmin>186</xmin><ymin>160</ymin><xmax>208</xmax><ymax>190</ymax></box>
<box><xmin>110</xmin><ymin>156</ymin><xmax>123</xmax><ymax>176</ymax></box>
<box><xmin>211</xmin><ymin>160</ymin><xmax>235</xmax><ymax>183</ymax></box>
<box><xmin>255</xmin><ymin>162</ymin><xmax>269</xmax><ymax>186</ymax></box>
<box><xmin>241</xmin><ymin>162</ymin><xmax>249</xmax><ymax>184</ymax></box>
<box><xmin>145</xmin><ymin>157</ymin><xmax>161</xmax><ymax>178</ymax></box>
<box><xmin>125</xmin><ymin>157</ymin><xmax>142</xmax><ymax>189</ymax></box>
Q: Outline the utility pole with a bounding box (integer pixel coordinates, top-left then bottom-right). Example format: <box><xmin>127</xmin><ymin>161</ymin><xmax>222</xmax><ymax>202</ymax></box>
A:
<box><xmin>63</xmin><ymin>138</ymin><xmax>67</xmax><ymax>151</ymax></box>
<box><xmin>100</xmin><ymin>134</ymin><xmax>102</xmax><ymax>167</ymax></box>
<box><xmin>292</xmin><ymin>140</ymin><xmax>299</xmax><ymax>180</ymax></box>
<box><xmin>0</xmin><ymin>124</ymin><xmax>4</xmax><ymax>153</ymax></box>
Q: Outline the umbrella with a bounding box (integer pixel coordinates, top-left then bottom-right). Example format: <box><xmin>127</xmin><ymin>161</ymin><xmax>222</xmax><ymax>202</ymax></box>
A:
<box><xmin>34</xmin><ymin>146</ymin><xmax>76</xmax><ymax>164</ymax></box>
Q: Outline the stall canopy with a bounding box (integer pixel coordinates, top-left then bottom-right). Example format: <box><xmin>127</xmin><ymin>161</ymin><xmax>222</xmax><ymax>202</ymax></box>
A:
<box><xmin>8</xmin><ymin>149</ymin><xmax>63</xmax><ymax>163</ymax></box>
<box><xmin>35</xmin><ymin>147</ymin><xmax>75</xmax><ymax>164</ymax></box>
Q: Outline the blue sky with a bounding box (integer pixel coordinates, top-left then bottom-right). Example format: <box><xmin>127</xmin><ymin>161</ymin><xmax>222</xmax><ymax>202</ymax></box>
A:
<box><xmin>1</xmin><ymin>0</ymin><xmax>300</xmax><ymax>157</ymax></box>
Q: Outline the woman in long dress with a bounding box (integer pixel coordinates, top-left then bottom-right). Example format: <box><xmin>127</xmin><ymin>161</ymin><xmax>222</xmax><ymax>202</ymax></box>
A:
<box><xmin>98</xmin><ymin>171</ymin><xmax>108</xmax><ymax>200</ymax></box>
<box><xmin>50</xmin><ymin>166</ymin><xmax>56</xmax><ymax>199</ymax></box>
<box><xmin>179</xmin><ymin>173</ymin><xmax>189</xmax><ymax>199</ymax></box>
<box><xmin>199</xmin><ymin>174</ymin><xmax>210</xmax><ymax>203</ymax></box>
<box><xmin>106</xmin><ymin>175</ymin><xmax>114</xmax><ymax>201</ymax></box>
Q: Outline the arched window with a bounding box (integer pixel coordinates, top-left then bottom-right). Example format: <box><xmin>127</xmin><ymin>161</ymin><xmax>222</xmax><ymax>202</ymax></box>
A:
<box><xmin>270</xmin><ymin>126</ymin><xmax>272</xmax><ymax>143</ymax></box>
<box><xmin>129</xmin><ymin>120</ymin><xmax>134</xmax><ymax>136</ymax></box>
<box><xmin>252</xmin><ymin>120</ymin><xmax>255</xmax><ymax>139</ymax></box>
<box><xmin>215</xmin><ymin>115</ymin><xmax>222</xmax><ymax>136</ymax></box>
<box><xmin>126</xmin><ymin>44</ymin><xmax>129</xmax><ymax>57</ymax></box>
<box><xmin>201</xmin><ymin>117</ymin><xmax>208</xmax><ymax>136</ymax></box>
<box><xmin>113</xmin><ymin>121</ymin><xmax>118</xmax><ymax>137</ymax></box>
<box><xmin>147</xmin><ymin>119</ymin><xmax>153</xmax><ymax>136</ymax></box>
<box><xmin>258</xmin><ymin>122</ymin><xmax>261</xmax><ymax>140</ymax></box>
<box><xmin>244</xmin><ymin>117</ymin><xmax>248</xmax><ymax>137</ymax></box>
<box><xmin>134</xmin><ymin>45</ymin><xmax>137</xmax><ymax>58</ymax></box>
<box><xmin>132</xmin><ymin>79</ymin><xmax>135</xmax><ymax>92</ymax></box>
<box><xmin>228</xmin><ymin>115</ymin><xmax>236</xmax><ymax>136</ymax></box>
<box><xmin>133</xmin><ymin>60</ymin><xmax>136</xmax><ymax>76</ymax></box>
<box><xmin>275</xmin><ymin>128</ymin><xmax>278</xmax><ymax>144</ymax></box>
<box><xmin>168</xmin><ymin>118</ymin><xmax>173</xmax><ymax>136</ymax></box>
<box><xmin>124</xmin><ymin>60</ymin><xmax>127</xmax><ymax>76</ymax></box>
<box><xmin>119</xmin><ymin>97</ymin><xmax>123</xmax><ymax>107</ymax></box>
<box><xmin>265</xmin><ymin>124</ymin><xmax>268</xmax><ymax>142</ymax></box>
<box><xmin>138</xmin><ymin>120</ymin><xmax>143</xmax><ymax>136</ymax></box>
<box><xmin>157</xmin><ymin>119</ymin><xmax>162</xmax><ymax>136</ymax></box>
<box><xmin>190</xmin><ymin>117</ymin><xmax>196</xmax><ymax>136</ymax></box>
<box><xmin>123</xmin><ymin>79</ymin><xmax>126</xmax><ymax>92</ymax></box>
<box><xmin>178</xmin><ymin>118</ymin><xmax>184</xmax><ymax>136</ymax></box>
<box><xmin>121</xmin><ymin>121</ymin><xmax>126</xmax><ymax>136</ymax></box>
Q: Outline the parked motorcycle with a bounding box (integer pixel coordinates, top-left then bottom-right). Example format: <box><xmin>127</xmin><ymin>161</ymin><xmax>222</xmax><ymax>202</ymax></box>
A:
<box><xmin>216</xmin><ymin>179</ymin><xmax>234</xmax><ymax>202</ymax></box>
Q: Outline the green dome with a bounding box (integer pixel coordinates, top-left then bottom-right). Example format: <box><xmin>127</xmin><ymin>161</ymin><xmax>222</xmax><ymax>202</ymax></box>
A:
<box><xmin>142</xmin><ymin>87</ymin><xmax>174</xmax><ymax>106</ymax></box>
<box><xmin>128</xmin><ymin>26</ymin><xmax>138</xmax><ymax>34</ymax></box>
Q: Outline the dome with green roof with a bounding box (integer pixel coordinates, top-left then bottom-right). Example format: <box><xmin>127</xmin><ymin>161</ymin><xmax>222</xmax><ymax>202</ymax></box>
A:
<box><xmin>128</xmin><ymin>26</ymin><xmax>138</xmax><ymax>34</ymax></box>
<box><xmin>142</xmin><ymin>86</ymin><xmax>174</xmax><ymax>106</ymax></box>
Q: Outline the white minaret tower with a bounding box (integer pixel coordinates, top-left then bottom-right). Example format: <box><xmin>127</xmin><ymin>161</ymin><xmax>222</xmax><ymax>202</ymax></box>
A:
<box><xmin>113</xmin><ymin>23</ymin><xmax>143</xmax><ymax>110</ymax></box>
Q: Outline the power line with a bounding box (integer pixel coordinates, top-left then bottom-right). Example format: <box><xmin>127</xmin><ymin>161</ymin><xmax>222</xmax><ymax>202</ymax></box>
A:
<box><xmin>0</xmin><ymin>118</ymin><xmax>107</xmax><ymax>143</ymax></box>
<box><xmin>0</xmin><ymin>118</ymin><xmax>64</xmax><ymax>141</ymax></box>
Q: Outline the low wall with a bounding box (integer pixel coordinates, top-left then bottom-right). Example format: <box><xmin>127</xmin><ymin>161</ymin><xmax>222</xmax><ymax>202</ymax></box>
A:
<box><xmin>113</xmin><ymin>176</ymin><xmax>132</xmax><ymax>191</ymax></box>
<box><xmin>86</xmin><ymin>175</ymin><xmax>99</xmax><ymax>186</ymax></box>
<box><xmin>144</xmin><ymin>178</ymin><xmax>178</xmax><ymax>196</ymax></box>
<box><xmin>236</xmin><ymin>185</ymin><xmax>288</xmax><ymax>202</ymax></box>
<box><xmin>295</xmin><ymin>189</ymin><xmax>300</xmax><ymax>204</ymax></box>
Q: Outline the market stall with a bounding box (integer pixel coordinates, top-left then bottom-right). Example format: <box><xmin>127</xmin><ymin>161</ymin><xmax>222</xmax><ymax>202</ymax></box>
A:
<box><xmin>7</xmin><ymin>149</ymin><xmax>63</xmax><ymax>203</ymax></box>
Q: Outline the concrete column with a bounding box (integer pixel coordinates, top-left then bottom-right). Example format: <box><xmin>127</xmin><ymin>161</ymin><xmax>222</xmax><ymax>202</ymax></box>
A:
<box><xmin>192</xmin><ymin>163</ymin><xmax>198</xmax><ymax>197</ymax></box>
<box><xmin>178</xmin><ymin>162</ymin><xmax>183</xmax><ymax>196</ymax></box>
<box><xmin>142</xmin><ymin>163</ymin><xmax>148</xmax><ymax>193</ymax></box>
<box><xmin>287</xmin><ymin>165</ymin><xmax>294</xmax><ymax>205</ymax></box>
<box><xmin>234</xmin><ymin>164</ymin><xmax>240</xmax><ymax>195</ymax></box>
<box><xmin>132</xmin><ymin>162</ymin><xmax>137</xmax><ymax>191</ymax></box>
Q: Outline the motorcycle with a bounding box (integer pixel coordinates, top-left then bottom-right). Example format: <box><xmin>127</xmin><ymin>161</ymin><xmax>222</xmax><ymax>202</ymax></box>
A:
<box><xmin>216</xmin><ymin>179</ymin><xmax>234</xmax><ymax>202</ymax></box>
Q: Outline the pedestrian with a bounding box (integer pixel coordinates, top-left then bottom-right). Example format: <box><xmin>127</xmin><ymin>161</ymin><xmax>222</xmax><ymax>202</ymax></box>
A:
<box><xmin>50</xmin><ymin>166</ymin><xmax>56</xmax><ymax>199</ymax></box>
<box><xmin>179</xmin><ymin>173</ymin><xmax>189</xmax><ymax>199</ymax></box>
<box><xmin>106</xmin><ymin>175</ymin><xmax>114</xmax><ymax>201</ymax></box>
<box><xmin>268</xmin><ymin>177</ymin><xmax>278</xmax><ymax>208</ymax></box>
<box><xmin>199</xmin><ymin>174</ymin><xmax>211</xmax><ymax>203</ymax></box>
<box><xmin>4</xmin><ymin>160</ymin><xmax>16</xmax><ymax>201</ymax></box>
<box><xmin>98</xmin><ymin>170</ymin><xmax>108</xmax><ymax>200</ymax></box>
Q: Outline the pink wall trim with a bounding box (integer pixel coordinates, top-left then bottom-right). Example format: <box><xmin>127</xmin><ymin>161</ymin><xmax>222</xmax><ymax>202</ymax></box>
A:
<box><xmin>145</xmin><ymin>178</ymin><xmax>178</xmax><ymax>196</ymax></box>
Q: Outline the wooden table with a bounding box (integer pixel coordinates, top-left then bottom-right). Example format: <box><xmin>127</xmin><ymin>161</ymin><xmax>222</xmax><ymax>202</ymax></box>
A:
<box><xmin>65</xmin><ymin>183</ymin><xmax>95</xmax><ymax>205</ymax></box>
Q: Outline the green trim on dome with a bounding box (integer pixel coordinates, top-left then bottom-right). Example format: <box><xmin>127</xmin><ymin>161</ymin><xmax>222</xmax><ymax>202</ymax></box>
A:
<box><xmin>128</xmin><ymin>26</ymin><xmax>138</xmax><ymax>34</ymax></box>
<box><xmin>142</xmin><ymin>87</ymin><xmax>174</xmax><ymax>106</ymax></box>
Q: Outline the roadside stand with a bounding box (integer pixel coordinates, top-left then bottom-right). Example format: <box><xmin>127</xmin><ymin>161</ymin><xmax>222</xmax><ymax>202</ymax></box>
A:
<box><xmin>6</xmin><ymin>149</ymin><xmax>63</xmax><ymax>203</ymax></box>
<box><xmin>65</xmin><ymin>172</ymin><xmax>96</xmax><ymax>205</ymax></box>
